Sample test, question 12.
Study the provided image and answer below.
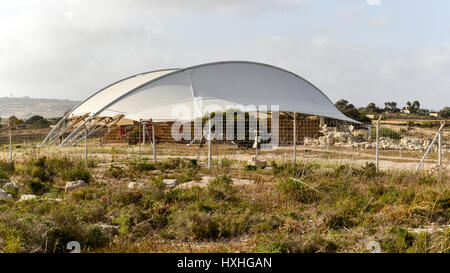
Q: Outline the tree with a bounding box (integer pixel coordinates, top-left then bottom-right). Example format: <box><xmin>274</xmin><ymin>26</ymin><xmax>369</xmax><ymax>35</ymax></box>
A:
<box><xmin>8</xmin><ymin>115</ymin><xmax>24</xmax><ymax>126</ymax></box>
<box><xmin>384</xmin><ymin>102</ymin><xmax>399</xmax><ymax>113</ymax></box>
<box><xmin>25</xmin><ymin>115</ymin><xmax>44</xmax><ymax>125</ymax></box>
<box><xmin>8</xmin><ymin>115</ymin><xmax>18</xmax><ymax>125</ymax></box>
<box><xmin>365</xmin><ymin>102</ymin><xmax>380</xmax><ymax>114</ymax></box>
<box><xmin>29</xmin><ymin>119</ymin><xmax>50</xmax><ymax>129</ymax></box>
<box><xmin>335</xmin><ymin>99</ymin><xmax>371</xmax><ymax>122</ymax></box>
<box><xmin>440</xmin><ymin>107</ymin><xmax>450</xmax><ymax>118</ymax></box>
<box><xmin>406</xmin><ymin>100</ymin><xmax>420</xmax><ymax>114</ymax></box>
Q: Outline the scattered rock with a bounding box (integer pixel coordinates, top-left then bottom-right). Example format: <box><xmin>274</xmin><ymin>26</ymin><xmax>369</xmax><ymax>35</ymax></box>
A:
<box><xmin>99</xmin><ymin>224</ymin><xmax>119</xmax><ymax>237</ymax></box>
<box><xmin>3</xmin><ymin>181</ymin><xmax>19</xmax><ymax>190</ymax></box>
<box><xmin>19</xmin><ymin>194</ymin><xmax>38</xmax><ymax>201</ymax></box>
<box><xmin>65</xmin><ymin>180</ymin><xmax>88</xmax><ymax>193</ymax></box>
<box><xmin>407</xmin><ymin>225</ymin><xmax>449</xmax><ymax>234</ymax></box>
<box><xmin>163</xmin><ymin>179</ymin><xmax>180</xmax><ymax>187</ymax></box>
<box><xmin>0</xmin><ymin>189</ymin><xmax>13</xmax><ymax>201</ymax></box>
<box><xmin>128</xmin><ymin>182</ymin><xmax>146</xmax><ymax>189</ymax></box>
<box><xmin>47</xmin><ymin>198</ymin><xmax>63</xmax><ymax>202</ymax></box>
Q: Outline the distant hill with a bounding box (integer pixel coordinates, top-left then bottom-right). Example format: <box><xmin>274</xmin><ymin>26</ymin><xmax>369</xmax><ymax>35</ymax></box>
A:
<box><xmin>0</xmin><ymin>97</ymin><xmax>80</xmax><ymax>119</ymax></box>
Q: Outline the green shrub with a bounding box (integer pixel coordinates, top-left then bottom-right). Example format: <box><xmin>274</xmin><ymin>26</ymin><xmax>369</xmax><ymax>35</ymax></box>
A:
<box><xmin>70</xmin><ymin>188</ymin><xmax>95</xmax><ymax>201</ymax></box>
<box><xmin>324</xmin><ymin>212</ymin><xmax>354</xmax><ymax>230</ymax></box>
<box><xmin>0</xmin><ymin>161</ymin><xmax>15</xmax><ymax>173</ymax></box>
<box><xmin>26</xmin><ymin>179</ymin><xmax>47</xmax><ymax>195</ymax></box>
<box><xmin>0</xmin><ymin>224</ymin><xmax>24</xmax><ymax>253</ymax></box>
<box><xmin>27</xmin><ymin>156</ymin><xmax>56</xmax><ymax>182</ymax></box>
<box><xmin>128</xmin><ymin>159</ymin><xmax>156</xmax><ymax>173</ymax></box>
<box><xmin>244</xmin><ymin>164</ymin><xmax>258</xmax><ymax>171</ymax></box>
<box><xmin>0</xmin><ymin>170</ymin><xmax>8</xmax><ymax>179</ymax></box>
<box><xmin>157</xmin><ymin>158</ymin><xmax>197</xmax><ymax>171</ymax></box>
<box><xmin>254</xmin><ymin>234</ymin><xmax>292</xmax><ymax>253</ymax></box>
<box><xmin>113</xmin><ymin>213</ymin><xmax>133</xmax><ymax>235</ymax></box>
<box><xmin>107</xmin><ymin>165</ymin><xmax>125</xmax><ymax>178</ymax></box>
<box><xmin>61</xmin><ymin>164</ymin><xmax>91</xmax><ymax>182</ymax></box>
<box><xmin>85</xmin><ymin>225</ymin><xmax>109</xmax><ymax>249</ymax></box>
<box><xmin>171</xmin><ymin>211</ymin><xmax>220</xmax><ymax>240</ymax></box>
<box><xmin>207</xmin><ymin>175</ymin><xmax>236</xmax><ymax>201</ymax></box>
<box><xmin>360</xmin><ymin>162</ymin><xmax>378</xmax><ymax>178</ymax></box>
<box><xmin>371</xmin><ymin>127</ymin><xmax>402</xmax><ymax>140</ymax></box>
<box><xmin>277</xmin><ymin>178</ymin><xmax>320</xmax><ymax>204</ymax></box>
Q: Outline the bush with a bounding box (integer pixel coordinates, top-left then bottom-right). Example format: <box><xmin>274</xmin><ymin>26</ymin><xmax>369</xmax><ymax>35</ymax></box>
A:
<box><xmin>0</xmin><ymin>224</ymin><xmax>24</xmax><ymax>253</ymax></box>
<box><xmin>360</xmin><ymin>162</ymin><xmax>378</xmax><ymax>178</ymax></box>
<box><xmin>277</xmin><ymin>178</ymin><xmax>320</xmax><ymax>204</ymax></box>
<box><xmin>27</xmin><ymin>157</ymin><xmax>55</xmax><ymax>182</ymax></box>
<box><xmin>107</xmin><ymin>165</ymin><xmax>125</xmax><ymax>178</ymax></box>
<box><xmin>0</xmin><ymin>161</ymin><xmax>15</xmax><ymax>173</ymax></box>
<box><xmin>171</xmin><ymin>211</ymin><xmax>220</xmax><ymax>240</ymax></box>
<box><xmin>61</xmin><ymin>164</ymin><xmax>91</xmax><ymax>182</ymax></box>
<box><xmin>84</xmin><ymin>225</ymin><xmax>109</xmax><ymax>249</ymax></box>
<box><xmin>128</xmin><ymin>159</ymin><xmax>156</xmax><ymax>173</ymax></box>
<box><xmin>0</xmin><ymin>170</ymin><xmax>8</xmax><ymax>180</ymax></box>
<box><xmin>207</xmin><ymin>175</ymin><xmax>235</xmax><ymax>201</ymax></box>
<box><xmin>26</xmin><ymin>179</ymin><xmax>47</xmax><ymax>195</ymax></box>
<box><xmin>324</xmin><ymin>212</ymin><xmax>354</xmax><ymax>230</ymax></box>
<box><xmin>371</xmin><ymin>127</ymin><xmax>402</xmax><ymax>140</ymax></box>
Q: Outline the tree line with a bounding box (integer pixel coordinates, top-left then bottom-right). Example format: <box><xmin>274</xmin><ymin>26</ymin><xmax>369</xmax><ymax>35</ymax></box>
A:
<box><xmin>0</xmin><ymin>115</ymin><xmax>61</xmax><ymax>129</ymax></box>
<box><xmin>335</xmin><ymin>100</ymin><xmax>450</xmax><ymax>122</ymax></box>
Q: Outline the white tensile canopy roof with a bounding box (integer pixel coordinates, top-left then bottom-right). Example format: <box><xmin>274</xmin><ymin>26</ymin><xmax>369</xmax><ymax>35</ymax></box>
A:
<box><xmin>70</xmin><ymin>68</ymin><xmax>179</xmax><ymax>117</ymax></box>
<box><xmin>68</xmin><ymin>61</ymin><xmax>356</xmax><ymax>123</ymax></box>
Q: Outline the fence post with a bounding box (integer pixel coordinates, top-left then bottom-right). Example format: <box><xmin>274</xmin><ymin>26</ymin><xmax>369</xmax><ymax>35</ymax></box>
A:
<box><xmin>293</xmin><ymin>112</ymin><xmax>297</xmax><ymax>166</ymax></box>
<box><xmin>84</xmin><ymin>126</ymin><xmax>88</xmax><ymax>168</ymax></box>
<box><xmin>9</xmin><ymin>129</ymin><xmax>13</xmax><ymax>164</ymax></box>
<box><xmin>415</xmin><ymin>122</ymin><xmax>445</xmax><ymax>173</ymax></box>
<box><xmin>208</xmin><ymin>118</ymin><xmax>212</xmax><ymax>169</ymax></box>
<box><xmin>376</xmin><ymin>116</ymin><xmax>381</xmax><ymax>172</ymax></box>
<box><xmin>254</xmin><ymin>130</ymin><xmax>258</xmax><ymax>161</ymax></box>
<box><xmin>142</xmin><ymin>122</ymin><xmax>146</xmax><ymax>146</ymax></box>
<box><xmin>438</xmin><ymin>121</ymin><xmax>442</xmax><ymax>166</ymax></box>
<box><xmin>152</xmin><ymin>121</ymin><xmax>157</xmax><ymax>163</ymax></box>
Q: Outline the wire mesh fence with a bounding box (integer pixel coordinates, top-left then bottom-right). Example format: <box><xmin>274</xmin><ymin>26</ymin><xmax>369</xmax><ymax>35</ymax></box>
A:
<box><xmin>0</xmin><ymin>117</ymin><xmax>448</xmax><ymax>172</ymax></box>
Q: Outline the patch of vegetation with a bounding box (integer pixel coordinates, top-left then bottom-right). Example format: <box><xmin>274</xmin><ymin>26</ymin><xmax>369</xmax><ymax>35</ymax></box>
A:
<box><xmin>277</xmin><ymin>178</ymin><xmax>320</xmax><ymax>204</ymax></box>
<box><xmin>371</xmin><ymin>127</ymin><xmax>402</xmax><ymax>140</ymax></box>
<box><xmin>61</xmin><ymin>164</ymin><xmax>92</xmax><ymax>182</ymax></box>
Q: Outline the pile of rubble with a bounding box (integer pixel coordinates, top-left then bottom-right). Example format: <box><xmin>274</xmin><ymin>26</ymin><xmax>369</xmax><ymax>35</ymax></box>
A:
<box><xmin>302</xmin><ymin>122</ymin><xmax>449</xmax><ymax>152</ymax></box>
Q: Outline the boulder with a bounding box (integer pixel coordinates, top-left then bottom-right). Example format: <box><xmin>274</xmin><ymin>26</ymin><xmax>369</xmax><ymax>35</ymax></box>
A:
<box><xmin>19</xmin><ymin>194</ymin><xmax>38</xmax><ymax>201</ymax></box>
<box><xmin>163</xmin><ymin>179</ymin><xmax>180</xmax><ymax>188</ymax></box>
<box><xmin>0</xmin><ymin>189</ymin><xmax>13</xmax><ymax>201</ymax></box>
<box><xmin>65</xmin><ymin>180</ymin><xmax>88</xmax><ymax>193</ymax></box>
<box><xmin>128</xmin><ymin>182</ymin><xmax>146</xmax><ymax>189</ymax></box>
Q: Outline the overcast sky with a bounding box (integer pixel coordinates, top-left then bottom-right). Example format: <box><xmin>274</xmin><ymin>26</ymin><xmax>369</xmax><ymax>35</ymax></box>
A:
<box><xmin>0</xmin><ymin>0</ymin><xmax>449</xmax><ymax>111</ymax></box>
